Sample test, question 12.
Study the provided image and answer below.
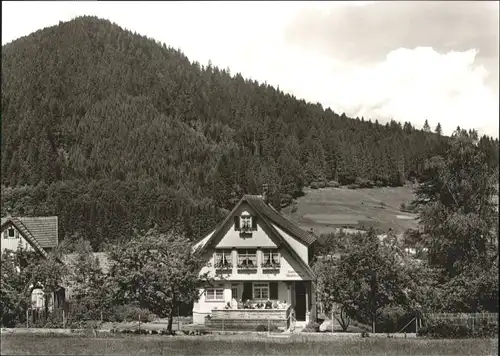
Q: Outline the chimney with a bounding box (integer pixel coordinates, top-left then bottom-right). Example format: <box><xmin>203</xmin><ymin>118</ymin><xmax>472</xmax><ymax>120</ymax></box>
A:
<box><xmin>262</xmin><ymin>183</ymin><xmax>269</xmax><ymax>204</ymax></box>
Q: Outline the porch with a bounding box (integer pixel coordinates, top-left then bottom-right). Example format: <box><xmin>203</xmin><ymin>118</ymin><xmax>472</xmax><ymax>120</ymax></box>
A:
<box><xmin>193</xmin><ymin>280</ymin><xmax>316</xmax><ymax>327</ymax></box>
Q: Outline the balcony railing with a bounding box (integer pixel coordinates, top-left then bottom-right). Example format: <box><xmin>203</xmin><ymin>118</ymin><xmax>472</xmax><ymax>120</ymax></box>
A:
<box><xmin>214</xmin><ymin>262</ymin><xmax>233</xmax><ymax>270</ymax></box>
<box><xmin>261</xmin><ymin>262</ymin><xmax>281</xmax><ymax>270</ymax></box>
<box><xmin>237</xmin><ymin>261</ymin><xmax>257</xmax><ymax>270</ymax></box>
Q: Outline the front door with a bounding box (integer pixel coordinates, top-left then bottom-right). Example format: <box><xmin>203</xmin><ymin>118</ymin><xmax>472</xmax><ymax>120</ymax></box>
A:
<box><xmin>294</xmin><ymin>282</ymin><xmax>306</xmax><ymax>321</ymax></box>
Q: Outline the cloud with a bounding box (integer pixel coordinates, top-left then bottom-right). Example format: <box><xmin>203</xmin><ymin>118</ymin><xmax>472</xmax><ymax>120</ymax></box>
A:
<box><xmin>322</xmin><ymin>47</ymin><xmax>499</xmax><ymax>137</ymax></box>
<box><xmin>285</xmin><ymin>1</ymin><xmax>499</xmax><ymax>92</ymax></box>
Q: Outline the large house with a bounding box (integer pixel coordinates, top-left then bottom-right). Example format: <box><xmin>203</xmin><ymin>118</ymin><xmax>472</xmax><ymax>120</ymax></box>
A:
<box><xmin>1</xmin><ymin>216</ymin><xmax>65</xmax><ymax>310</ymax></box>
<box><xmin>192</xmin><ymin>193</ymin><xmax>317</xmax><ymax>330</ymax></box>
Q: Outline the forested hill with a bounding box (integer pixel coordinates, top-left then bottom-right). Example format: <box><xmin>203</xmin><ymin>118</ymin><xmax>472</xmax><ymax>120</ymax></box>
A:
<box><xmin>1</xmin><ymin>16</ymin><xmax>498</xmax><ymax>250</ymax></box>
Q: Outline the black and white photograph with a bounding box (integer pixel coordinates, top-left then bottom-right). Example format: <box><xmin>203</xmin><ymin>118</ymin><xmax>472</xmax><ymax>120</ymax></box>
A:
<box><xmin>1</xmin><ymin>1</ymin><xmax>498</xmax><ymax>355</ymax></box>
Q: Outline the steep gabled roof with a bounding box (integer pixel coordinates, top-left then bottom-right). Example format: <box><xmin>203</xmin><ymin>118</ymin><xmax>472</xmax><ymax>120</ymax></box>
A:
<box><xmin>1</xmin><ymin>216</ymin><xmax>59</xmax><ymax>253</ymax></box>
<box><xmin>1</xmin><ymin>217</ymin><xmax>52</xmax><ymax>258</ymax></box>
<box><xmin>195</xmin><ymin>195</ymin><xmax>317</xmax><ymax>279</ymax></box>
<box><xmin>244</xmin><ymin>195</ymin><xmax>316</xmax><ymax>246</ymax></box>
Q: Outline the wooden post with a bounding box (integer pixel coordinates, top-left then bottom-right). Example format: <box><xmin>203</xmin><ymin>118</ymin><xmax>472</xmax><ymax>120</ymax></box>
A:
<box><xmin>177</xmin><ymin>306</ymin><xmax>180</xmax><ymax>331</ymax></box>
<box><xmin>268</xmin><ymin>318</ymin><xmax>270</xmax><ymax>336</ymax></box>
<box><xmin>26</xmin><ymin>309</ymin><xmax>29</xmax><ymax>328</ymax></box>
<box><xmin>222</xmin><ymin>318</ymin><xmax>224</xmax><ymax>332</ymax></box>
<box><xmin>63</xmin><ymin>309</ymin><xmax>66</xmax><ymax>329</ymax></box>
<box><xmin>415</xmin><ymin>315</ymin><xmax>418</xmax><ymax>334</ymax></box>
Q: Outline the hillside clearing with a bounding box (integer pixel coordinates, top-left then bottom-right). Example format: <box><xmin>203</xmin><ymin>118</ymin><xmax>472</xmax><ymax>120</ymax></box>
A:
<box><xmin>282</xmin><ymin>186</ymin><xmax>418</xmax><ymax>236</ymax></box>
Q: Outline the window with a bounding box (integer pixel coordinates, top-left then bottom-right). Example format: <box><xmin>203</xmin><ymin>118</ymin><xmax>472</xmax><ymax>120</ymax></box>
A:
<box><xmin>237</xmin><ymin>249</ymin><xmax>257</xmax><ymax>268</ymax></box>
<box><xmin>241</xmin><ymin>215</ymin><xmax>252</xmax><ymax>231</ymax></box>
<box><xmin>214</xmin><ymin>250</ymin><xmax>232</xmax><ymax>268</ymax></box>
<box><xmin>261</xmin><ymin>250</ymin><xmax>280</xmax><ymax>268</ymax></box>
<box><xmin>231</xmin><ymin>285</ymin><xmax>238</xmax><ymax>300</ymax></box>
<box><xmin>206</xmin><ymin>288</ymin><xmax>224</xmax><ymax>301</ymax></box>
<box><xmin>234</xmin><ymin>214</ymin><xmax>257</xmax><ymax>232</ymax></box>
<box><xmin>8</xmin><ymin>228</ymin><xmax>15</xmax><ymax>238</ymax></box>
<box><xmin>253</xmin><ymin>282</ymin><xmax>269</xmax><ymax>300</ymax></box>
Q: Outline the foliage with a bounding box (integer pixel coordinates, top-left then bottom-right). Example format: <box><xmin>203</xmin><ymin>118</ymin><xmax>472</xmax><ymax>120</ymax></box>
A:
<box><xmin>65</xmin><ymin>239</ymin><xmax>110</xmax><ymax>322</ymax></box>
<box><xmin>4</xmin><ymin>17</ymin><xmax>495</xmax><ymax>250</ymax></box>
<box><xmin>412</xmin><ymin>129</ymin><xmax>498</xmax><ymax>277</ymax></box>
<box><xmin>0</xmin><ymin>249</ymin><xmax>67</xmax><ymax>327</ymax></box>
<box><xmin>418</xmin><ymin>319</ymin><xmax>498</xmax><ymax>339</ymax></box>
<box><xmin>107</xmin><ymin>304</ymin><xmax>157</xmax><ymax>323</ymax></box>
<box><xmin>254</xmin><ymin>324</ymin><xmax>279</xmax><ymax>332</ymax></box>
<box><xmin>314</xmin><ymin>229</ymin><xmax>412</xmax><ymax>332</ymax></box>
<box><xmin>106</xmin><ymin>228</ymin><xmax>211</xmax><ymax>333</ymax></box>
<box><xmin>375</xmin><ymin>306</ymin><xmax>415</xmax><ymax>333</ymax></box>
<box><xmin>302</xmin><ymin>321</ymin><xmax>321</xmax><ymax>332</ymax></box>
<box><xmin>410</xmin><ymin>129</ymin><xmax>499</xmax><ymax>314</ymax></box>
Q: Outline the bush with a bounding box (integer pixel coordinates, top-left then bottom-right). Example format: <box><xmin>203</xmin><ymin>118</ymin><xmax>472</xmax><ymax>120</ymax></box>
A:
<box><xmin>347</xmin><ymin>184</ymin><xmax>360</xmax><ymax>190</ymax></box>
<box><xmin>317</xmin><ymin>181</ymin><xmax>326</xmax><ymax>189</ymax></box>
<box><xmin>290</xmin><ymin>205</ymin><xmax>298</xmax><ymax>213</ymax></box>
<box><xmin>303</xmin><ymin>321</ymin><xmax>321</xmax><ymax>332</ymax></box>
<box><xmin>355</xmin><ymin>177</ymin><xmax>374</xmax><ymax>188</ymax></box>
<box><xmin>310</xmin><ymin>182</ymin><xmax>319</xmax><ymax>189</ymax></box>
<box><xmin>418</xmin><ymin>320</ymin><xmax>499</xmax><ymax>338</ymax></box>
<box><xmin>376</xmin><ymin>306</ymin><xmax>415</xmax><ymax>333</ymax></box>
<box><xmin>109</xmin><ymin>304</ymin><xmax>157</xmax><ymax>323</ymax></box>
<box><xmin>327</xmin><ymin>180</ymin><xmax>340</xmax><ymax>188</ymax></box>
<box><xmin>255</xmin><ymin>324</ymin><xmax>278</xmax><ymax>332</ymax></box>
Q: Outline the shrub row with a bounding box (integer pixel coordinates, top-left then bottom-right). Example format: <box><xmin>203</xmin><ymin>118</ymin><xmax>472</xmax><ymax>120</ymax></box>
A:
<box><xmin>417</xmin><ymin>320</ymin><xmax>498</xmax><ymax>338</ymax></box>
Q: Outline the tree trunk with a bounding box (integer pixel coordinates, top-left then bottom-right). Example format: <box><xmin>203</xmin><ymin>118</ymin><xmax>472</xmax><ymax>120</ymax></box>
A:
<box><xmin>167</xmin><ymin>312</ymin><xmax>173</xmax><ymax>335</ymax></box>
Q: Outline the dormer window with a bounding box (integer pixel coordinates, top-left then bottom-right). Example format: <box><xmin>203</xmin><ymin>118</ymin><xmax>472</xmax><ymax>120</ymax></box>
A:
<box><xmin>234</xmin><ymin>213</ymin><xmax>257</xmax><ymax>233</ymax></box>
<box><xmin>241</xmin><ymin>215</ymin><xmax>252</xmax><ymax>231</ymax></box>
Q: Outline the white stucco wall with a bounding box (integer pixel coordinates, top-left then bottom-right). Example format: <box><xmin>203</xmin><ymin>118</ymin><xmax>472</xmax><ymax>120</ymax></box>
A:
<box><xmin>272</xmin><ymin>224</ymin><xmax>308</xmax><ymax>265</ymax></box>
<box><xmin>1</xmin><ymin>224</ymin><xmax>34</xmax><ymax>252</ymax></box>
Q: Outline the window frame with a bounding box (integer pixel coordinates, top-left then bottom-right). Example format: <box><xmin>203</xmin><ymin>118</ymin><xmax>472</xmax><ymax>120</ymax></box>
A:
<box><xmin>252</xmin><ymin>282</ymin><xmax>270</xmax><ymax>300</ymax></box>
<box><xmin>237</xmin><ymin>249</ymin><xmax>257</xmax><ymax>268</ymax></box>
<box><xmin>214</xmin><ymin>249</ymin><xmax>233</xmax><ymax>268</ymax></box>
<box><xmin>231</xmin><ymin>285</ymin><xmax>238</xmax><ymax>300</ymax></box>
<box><xmin>205</xmin><ymin>287</ymin><xmax>225</xmax><ymax>301</ymax></box>
<box><xmin>240</xmin><ymin>215</ymin><xmax>252</xmax><ymax>231</ymax></box>
<box><xmin>261</xmin><ymin>249</ymin><xmax>280</xmax><ymax>268</ymax></box>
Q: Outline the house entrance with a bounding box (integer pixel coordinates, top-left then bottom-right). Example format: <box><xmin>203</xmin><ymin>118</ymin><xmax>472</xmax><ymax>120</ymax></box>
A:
<box><xmin>294</xmin><ymin>282</ymin><xmax>307</xmax><ymax>321</ymax></box>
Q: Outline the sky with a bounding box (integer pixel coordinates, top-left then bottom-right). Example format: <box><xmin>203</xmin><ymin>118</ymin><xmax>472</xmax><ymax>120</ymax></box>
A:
<box><xmin>2</xmin><ymin>1</ymin><xmax>499</xmax><ymax>137</ymax></box>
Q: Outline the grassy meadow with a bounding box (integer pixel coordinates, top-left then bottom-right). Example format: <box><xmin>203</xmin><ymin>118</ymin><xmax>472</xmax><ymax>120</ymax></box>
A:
<box><xmin>282</xmin><ymin>186</ymin><xmax>418</xmax><ymax>236</ymax></box>
<box><xmin>1</xmin><ymin>333</ymin><xmax>497</xmax><ymax>356</ymax></box>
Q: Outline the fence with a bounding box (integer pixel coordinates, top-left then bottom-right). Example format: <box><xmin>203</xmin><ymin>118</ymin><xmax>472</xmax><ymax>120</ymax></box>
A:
<box><xmin>423</xmin><ymin>313</ymin><xmax>498</xmax><ymax>329</ymax></box>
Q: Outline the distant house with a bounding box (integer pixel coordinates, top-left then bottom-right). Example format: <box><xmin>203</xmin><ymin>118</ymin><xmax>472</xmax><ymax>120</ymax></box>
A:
<box><xmin>192</xmin><ymin>191</ymin><xmax>317</xmax><ymax>330</ymax></box>
<box><xmin>1</xmin><ymin>216</ymin><xmax>59</xmax><ymax>257</ymax></box>
<box><xmin>1</xmin><ymin>216</ymin><xmax>64</xmax><ymax>310</ymax></box>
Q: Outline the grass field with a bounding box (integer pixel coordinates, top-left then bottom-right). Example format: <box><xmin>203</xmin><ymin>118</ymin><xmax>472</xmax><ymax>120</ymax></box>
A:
<box><xmin>1</xmin><ymin>334</ymin><xmax>497</xmax><ymax>356</ymax></box>
<box><xmin>282</xmin><ymin>186</ymin><xmax>418</xmax><ymax>236</ymax></box>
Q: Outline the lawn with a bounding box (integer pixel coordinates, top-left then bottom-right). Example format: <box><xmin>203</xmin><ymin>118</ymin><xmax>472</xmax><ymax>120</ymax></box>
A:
<box><xmin>1</xmin><ymin>333</ymin><xmax>497</xmax><ymax>355</ymax></box>
<box><xmin>282</xmin><ymin>186</ymin><xmax>418</xmax><ymax>236</ymax></box>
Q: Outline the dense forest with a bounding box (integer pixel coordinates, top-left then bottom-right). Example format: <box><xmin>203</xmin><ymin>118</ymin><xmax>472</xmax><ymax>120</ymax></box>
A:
<box><xmin>1</xmin><ymin>16</ymin><xmax>498</xmax><ymax>250</ymax></box>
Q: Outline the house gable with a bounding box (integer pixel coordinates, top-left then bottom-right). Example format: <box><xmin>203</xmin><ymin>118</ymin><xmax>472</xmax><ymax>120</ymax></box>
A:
<box><xmin>1</xmin><ymin>222</ymin><xmax>35</xmax><ymax>253</ymax></box>
<box><xmin>195</xmin><ymin>195</ymin><xmax>316</xmax><ymax>281</ymax></box>
<box><xmin>1</xmin><ymin>218</ymin><xmax>49</xmax><ymax>258</ymax></box>
<box><xmin>214</xmin><ymin>203</ymin><xmax>278</xmax><ymax>249</ymax></box>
